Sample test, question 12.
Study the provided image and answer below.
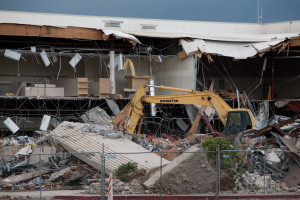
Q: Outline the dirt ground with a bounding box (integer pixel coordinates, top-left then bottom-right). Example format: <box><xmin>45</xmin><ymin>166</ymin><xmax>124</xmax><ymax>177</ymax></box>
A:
<box><xmin>219</xmin><ymin>171</ymin><xmax>235</xmax><ymax>191</ymax></box>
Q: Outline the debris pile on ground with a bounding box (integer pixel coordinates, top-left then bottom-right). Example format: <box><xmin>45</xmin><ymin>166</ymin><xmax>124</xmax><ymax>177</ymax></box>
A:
<box><xmin>229</xmin><ymin>113</ymin><xmax>300</xmax><ymax>194</ymax></box>
<box><xmin>144</xmin><ymin>145</ymin><xmax>217</xmax><ymax>194</ymax></box>
<box><xmin>234</xmin><ymin>171</ymin><xmax>300</xmax><ymax>194</ymax></box>
<box><xmin>0</xmin><ymin>134</ymin><xmax>100</xmax><ymax>192</ymax></box>
<box><xmin>139</xmin><ymin>133</ymin><xmax>212</xmax><ymax>161</ymax></box>
<box><xmin>0</xmin><ymin>99</ymin><xmax>299</xmax><ymax>197</ymax></box>
<box><xmin>0</xmin><ymin>107</ymin><xmax>170</xmax><ymax>195</ymax></box>
<box><xmin>87</xmin><ymin>176</ymin><xmax>149</xmax><ymax>195</ymax></box>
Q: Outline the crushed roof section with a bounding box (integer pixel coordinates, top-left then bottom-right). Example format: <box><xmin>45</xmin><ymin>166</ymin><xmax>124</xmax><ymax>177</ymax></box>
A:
<box><xmin>179</xmin><ymin>39</ymin><xmax>293</xmax><ymax>59</ymax></box>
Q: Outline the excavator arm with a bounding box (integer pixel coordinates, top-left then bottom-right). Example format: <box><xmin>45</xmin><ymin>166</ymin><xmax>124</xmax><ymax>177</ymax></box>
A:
<box><xmin>123</xmin><ymin>84</ymin><xmax>256</xmax><ymax>135</ymax></box>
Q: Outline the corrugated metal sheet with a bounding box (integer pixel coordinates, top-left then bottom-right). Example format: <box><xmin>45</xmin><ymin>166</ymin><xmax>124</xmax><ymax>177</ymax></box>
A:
<box><xmin>105</xmin><ymin>99</ymin><xmax>120</xmax><ymax>116</ymax></box>
<box><xmin>51</xmin><ymin>121</ymin><xmax>169</xmax><ymax>174</ymax></box>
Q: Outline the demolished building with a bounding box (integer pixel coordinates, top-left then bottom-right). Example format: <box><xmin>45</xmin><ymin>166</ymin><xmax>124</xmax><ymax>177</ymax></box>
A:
<box><xmin>0</xmin><ymin>7</ymin><xmax>300</xmax><ymax>199</ymax></box>
<box><xmin>0</xmin><ymin>10</ymin><xmax>299</xmax><ymax>135</ymax></box>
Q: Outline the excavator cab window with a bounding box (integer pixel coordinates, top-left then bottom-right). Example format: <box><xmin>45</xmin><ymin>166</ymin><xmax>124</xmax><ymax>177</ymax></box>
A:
<box><xmin>225</xmin><ymin>111</ymin><xmax>252</xmax><ymax>135</ymax></box>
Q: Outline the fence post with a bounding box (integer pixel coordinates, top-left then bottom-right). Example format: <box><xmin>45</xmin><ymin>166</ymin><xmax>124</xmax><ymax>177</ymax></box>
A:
<box><xmin>215</xmin><ymin>145</ymin><xmax>220</xmax><ymax>200</ymax></box>
<box><xmin>101</xmin><ymin>143</ymin><xmax>105</xmax><ymax>200</ymax></box>
<box><xmin>160</xmin><ymin>151</ymin><xmax>163</xmax><ymax>200</ymax></box>
<box><xmin>39</xmin><ymin>153</ymin><xmax>42</xmax><ymax>200</ymax></box>
<box><xmin>264</xmin><ymin>149</ymin><xmax>266</xmax><ymax>197</ymax></box>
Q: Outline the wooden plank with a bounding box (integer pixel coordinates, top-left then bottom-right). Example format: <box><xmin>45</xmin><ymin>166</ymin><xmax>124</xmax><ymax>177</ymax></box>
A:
<box><xmin>278</xmin><ymin>135</ymin><xmax>300</xmax><ymax>158</ymax></box>
<box><xmin>290</xmin><ymin>38</ymin><xmax>300</xmax><ymax>47</ymax></box>
<box><xmin>77</xmin><ymin>78</ymin><xmax>88</xmax><ymax>82</ymax></box>
<box><xmin>0</xmin><ymin>23</ymin><xmax>103</xmax><ymax>40</ymax></box>
<box><xmin>177</xmin><ymin>51</ymin><xmax>188</xmax><ymax>60</ymax></box>
<box><xmin>188</xmin><ymin>80</ymin><xmax>214</xmax><ymax>135</ymax></box>
<box><xmin>112</xmin><ymin>102</ymin><xmax>130</xmax><ymax>129</ymax></box>
<box><xmin>99</xmin><ymin>78</ymin><xmax>110</xmax><ymax>95</ymax></box>
<box><xmin>273</xmin><ymin>124</ymin><xmax>287</xmax><ymax>136</ymax></box>
<box><xmin>78</xmin><ymin>78</ymin><xmax>88</xmax><ymax>97</ymax></box>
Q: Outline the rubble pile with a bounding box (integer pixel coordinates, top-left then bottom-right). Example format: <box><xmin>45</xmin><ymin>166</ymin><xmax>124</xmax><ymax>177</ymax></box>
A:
<box><xmin>0</xmin><ymin>135</ymin><xmax>100</xmax><ymax>191</ymax></box>
<box><xmin>0</xmin><ymin>100</ymin><xmax>299</xmax><ymax>197</ymax></box>
<box><xmin>234</xmin><ymin>171</ymin><xmax>300</xmax><ymax>194</ymax></box>
<box><xmin>230</xmin><ymin>114</ymin><xmax>300</xmax><ymax>194</ymax></box>
<box><xmin>139</xmin><ymin>133</ymin><xmax>211</xmax><ymax>161</ymax></box>
<box><xmin>87</xmin><ymin>177</ymin><xmax>149</xmax><ymax>195</ymax></box>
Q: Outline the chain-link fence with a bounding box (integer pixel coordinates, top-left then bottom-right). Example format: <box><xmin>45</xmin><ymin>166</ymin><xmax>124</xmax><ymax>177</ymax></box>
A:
<box><xmin>0</xmin><ymin>148</ymin><xmax>299</xmax><ymax>199</ymax></box>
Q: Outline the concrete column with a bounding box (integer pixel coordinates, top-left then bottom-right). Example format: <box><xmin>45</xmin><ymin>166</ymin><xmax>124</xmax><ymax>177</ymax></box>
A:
<box><xmin>109</xmin><ymin>40</ymin><xmax>115</xmax><ymax>95</ymax></box>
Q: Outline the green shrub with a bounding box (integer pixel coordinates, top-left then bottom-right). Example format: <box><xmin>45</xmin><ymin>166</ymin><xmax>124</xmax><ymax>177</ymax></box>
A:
<box><xmin>202</xmin><ymin>138</ymin><xmax>242</xmax><ymax>170</ymax></box>
<box><xmin>114</xmin><ymin>161</ymin><xmax>138</xmax><ymax>182</ymax></box>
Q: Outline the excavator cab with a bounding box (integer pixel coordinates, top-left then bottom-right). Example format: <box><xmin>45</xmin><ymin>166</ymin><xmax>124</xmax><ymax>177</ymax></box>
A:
<box><xmin>224</xmin><ymin>111</ymin><xmax>252</xmax><ymax>135</ymax></box>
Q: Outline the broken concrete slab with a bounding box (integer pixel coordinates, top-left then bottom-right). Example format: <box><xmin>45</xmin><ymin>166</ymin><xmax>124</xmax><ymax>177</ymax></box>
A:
<box><xmin>28</xmin><ymin>145</ymin><xmax>56</xmax><ymax>165</ymax></box>
<box><xmin>46</xmin><ymin>166</ymin><xmax>90</xmax><ymax>182</ymax></box>
<box><xmin>51</xmin><ymin>121</ymin><xmax>169</xmax><ymax>174</ymax></box>
<box><xmin>15</xmin><ymin>145</ymin><xmax>32</xmax><ymax>156</ymax></box>
<box><xmin>0</xmin><ymin>170</ymin><xmax>48</xmax><ymax>184</ymax></box>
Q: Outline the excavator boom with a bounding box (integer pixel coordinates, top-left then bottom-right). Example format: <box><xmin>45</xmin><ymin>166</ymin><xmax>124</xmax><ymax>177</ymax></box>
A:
<box><xmin>123</xmin><ymin>84</ymin><xmax>256</xmax><ymax>135</ymax></box>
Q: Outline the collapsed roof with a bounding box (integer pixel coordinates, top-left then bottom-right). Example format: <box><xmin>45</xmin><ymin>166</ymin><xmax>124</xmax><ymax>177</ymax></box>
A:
<box><xmin>0</xmin><ymin>10</ymin><xmax>300</xmax><ymax>59</ymax></box>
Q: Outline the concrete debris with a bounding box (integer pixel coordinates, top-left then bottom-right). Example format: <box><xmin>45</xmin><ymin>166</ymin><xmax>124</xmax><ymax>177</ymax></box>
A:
<box><xmin>231</xmin><ymin>113</ymin><xmax>300</xmax><ymax>195</ymax></box>
<box><xmin>50</xmin><ymin>117</ymin><xmax>61</xmax><ymax>128</ymax></box>
<box><xmin>140</xmin><ymin>133</ymin><xmax>211</xmax><ymax>160</ymax></box>
<box><xmin>88</xmin><ymin>178</ymin><xmax>144</xmax><ymax>195</ymax></box>
<box><xmin>81</xmin><ymin>124</ymin><xmax>123</xmax><ymax>139</ymax></box>
<box><xmin>235</xmin><ymin>172</ymin><xmax>281</xmax><ymax>193</ymax></box>
<box><xmin>265</xmin><ymin>150</ymin><xmax>281</xmax><ymax>165</ymax></box>
<box><xmin>105</xmin><ymin>98</ymin><xmax>120</xmax><ymax>116</ymax></box>
<box><xmin>255</xmin><ymin>101</ymin><xmax>269</xmax><ymax>129</ymax></box>
<box><xmin>176</xmin><ymin>118</ymin><xmax>189</xmax><ymax>132</ymax></box>
<box><xmin>80</xmin><ymin>106</ymin><xmax>112</xmax><ymax>125</ymax></box>
<box><xmin>275</xmin><ymin>100</ymin><xmax>290</xmax><ymax>108</ymax></box>
<box><xmin>15</xmin><ymin>145</ymin><xmax>32</xmax><ymax>156</ymax></box>
<box><xmin>0</xmin><ymin>100</ymin><xmax>298</xmax><ymax>196</ymax></box>
<box><xmin>296</xmin><ymin>138</ymin><xmax>300</xmax><ymax>150</ymax></box>
<box><xmin>0</xmin><ymin>133</ymin><xmax>95</xmax><ymax>191</ymax></box>
<box><xmin>46</xmin><ymin>166</ymin><xmax>91</xmax><ymax>183</ymax></box>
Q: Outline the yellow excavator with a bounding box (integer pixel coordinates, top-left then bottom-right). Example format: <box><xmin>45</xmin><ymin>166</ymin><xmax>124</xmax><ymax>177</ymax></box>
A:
<box><xmin>119</xmin><ymin>84</ymin><xmax>256</xmax><ymax>136</ymax></box>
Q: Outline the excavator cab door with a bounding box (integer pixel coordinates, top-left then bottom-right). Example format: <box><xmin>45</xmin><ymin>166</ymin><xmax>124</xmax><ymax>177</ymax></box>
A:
<box><xmin>225</xmin><ymin>111</ymin><xmax>252</xmax><ymax>135</ymax></box>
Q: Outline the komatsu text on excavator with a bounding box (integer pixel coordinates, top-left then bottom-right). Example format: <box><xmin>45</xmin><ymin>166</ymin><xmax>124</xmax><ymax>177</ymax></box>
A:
<box><xmin>122</xmin><ymin>84</ymin><xmax>256</xmax><ymax>136</ymax></box>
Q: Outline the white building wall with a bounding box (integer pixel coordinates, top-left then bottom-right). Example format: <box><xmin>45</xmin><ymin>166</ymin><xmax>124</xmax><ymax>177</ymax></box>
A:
<box><xmin>152</xmin><ymin>56</ymin><xmax>194</xmax><ymax>95</ymax></box>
